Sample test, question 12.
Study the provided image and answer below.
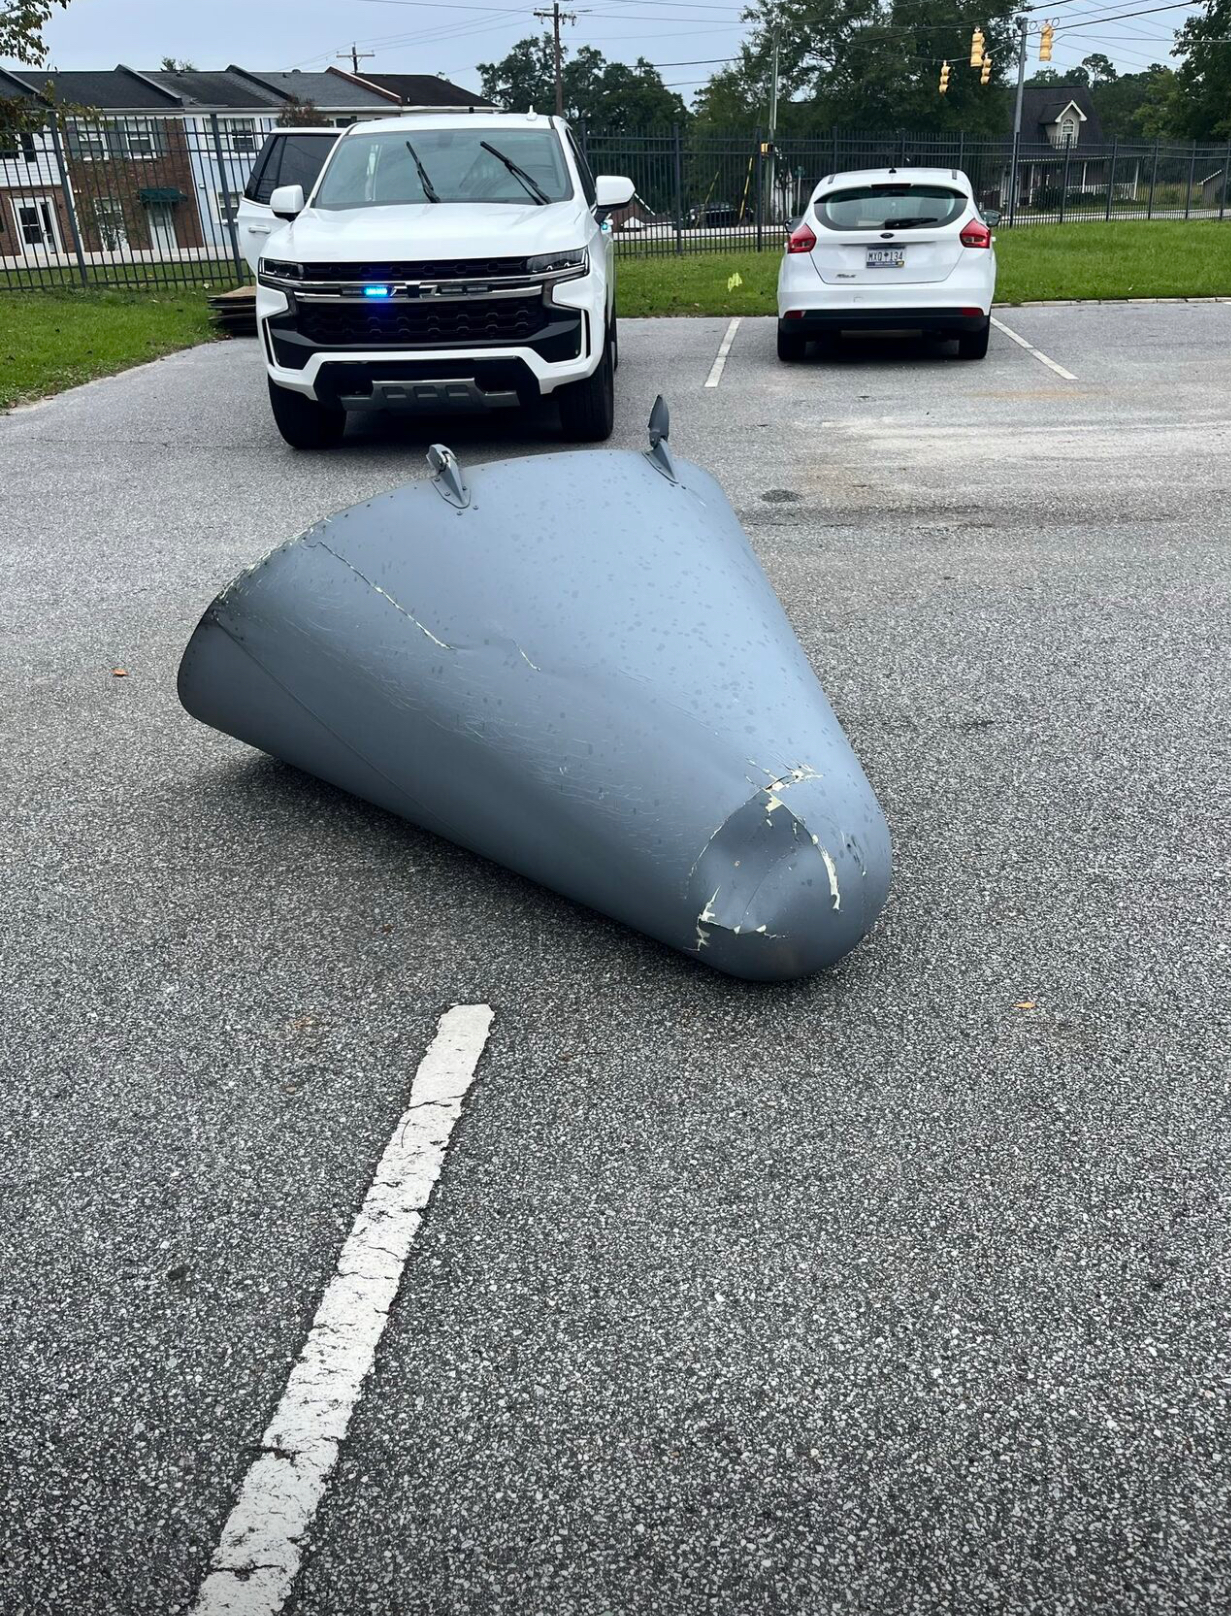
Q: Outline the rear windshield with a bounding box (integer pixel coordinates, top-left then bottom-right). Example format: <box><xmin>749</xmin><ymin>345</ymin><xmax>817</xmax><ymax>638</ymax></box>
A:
<box><xmin>816</xmin><ymin>184</ymin><xmax>968</xmax><ymax>231</ymax></box>
<box><xmin>312</xmin><ymin>128</ymin><xmax>573</xmax><ymax>208</ymax></box>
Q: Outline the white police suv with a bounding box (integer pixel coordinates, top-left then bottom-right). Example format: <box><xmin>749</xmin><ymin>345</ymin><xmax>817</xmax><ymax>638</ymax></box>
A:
<box><xmin>246</xmin><ymin>113</ymin><xmax>634</xmax><ymax>447</ymax></box>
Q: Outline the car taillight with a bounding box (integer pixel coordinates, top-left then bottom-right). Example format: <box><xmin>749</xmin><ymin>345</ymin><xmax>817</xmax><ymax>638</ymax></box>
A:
<box><xmin>960</xmin><ymin>219</ymin><xmax>992</xmax><ymax>249</ymax></box>
<box><xmin>787</xmin><ymin>223</ymin><xmax>817</xmax><ymax>254</ymax></box>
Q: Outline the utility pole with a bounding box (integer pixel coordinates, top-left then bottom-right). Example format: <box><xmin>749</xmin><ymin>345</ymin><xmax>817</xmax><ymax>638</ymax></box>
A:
<box><xmin>337</xmin><ymin>44</ymin><xmax>375</xmax><ymax>75</ymax></box>
<box><xmin>766</xmin><ymin>27</ymin><xmax>780</xmax><ymax>225</ymax></box>
<box><xmin>533</xmin><ymin>1</ymin><xmax>577</xmax><ymax>116</ymax></box>
<box><xmin>1008</xmin><ymin>14</ymin><xmax>1028</xmax><ymax>226</ymax></box>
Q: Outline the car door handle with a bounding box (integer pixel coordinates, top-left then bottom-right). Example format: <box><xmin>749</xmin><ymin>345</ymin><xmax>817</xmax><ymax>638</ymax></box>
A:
<box><xmin>248</xmin><ymin>224</ymin><xmax>272</xmax><ymax>235</ymax></box>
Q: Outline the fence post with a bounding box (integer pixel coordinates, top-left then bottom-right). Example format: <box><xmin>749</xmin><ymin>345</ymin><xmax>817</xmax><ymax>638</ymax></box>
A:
<box><xmin>896</xmin><ymin>127</ymin><xmax>906</xmax><ymax>166</ymax></box>
<box><xmin>1105</xmin><ymin>136</ymin><xmax>1117</xmax><ymax>221</ymax></box>
<box><xmin>48</xmin><ymin>115</ymin><xmax>89</xmax><ymax>287</ymax></box>
<box><xmin>209</xmin><ymin>112</ymin><xmax>246</xmax><ymax>284</ymax></box>
<box><xmin>1148</xmin><ymin>139</ymin><xmax>1159</xmax><ymax>219</ymax></box>
<box><xmin>754</xmin><ymin>125</ymin><xmax>763</xmax><ymax>251</ymax></box>
<box><xmin>1059</xmin><ymin>139</ymin><xmax>1072</xmax><ymax>223</ymax></box>
<box><xmin>1185</xmin><ymin>139</ymin><xmax>1197</xmax><ymax>219</ymax></box>
<box><xmin>671</xmin><ymin>124</ymin><xmax>683</xmax><ymax>255</ymax></box>
<box><xmin>1221</xmin><ymin>139</ymin><xmax>1230</xmax><ymax>220</ymax></box>
<box><xmin>831</xmin><ymin>127</ymin><xmax>838</xmax><ymax>174</ymax></box>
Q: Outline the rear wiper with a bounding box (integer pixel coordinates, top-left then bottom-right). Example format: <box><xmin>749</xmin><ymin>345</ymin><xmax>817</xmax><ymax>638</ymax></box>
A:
<box><xmin>405</xmin><ymin>139</ymin><xmax>440</xmax><ymax>203</ymax></box>
<box><xmin>480</xmin><ymin>140</ymin><xmax>550</xmax><ymax>205</ymax></box>
<box><xmin>888</xmin><ymin>217</ymin><xmax>940</xmax><ymax>228</ymax></box>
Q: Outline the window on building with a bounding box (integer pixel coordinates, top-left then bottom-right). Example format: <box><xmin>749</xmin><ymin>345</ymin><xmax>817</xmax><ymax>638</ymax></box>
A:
<box><xmin>215</xmin><ymin>188</ymin><xmax>243</xmax><ymax>221</ymax></box>
<box><xmin>67</xmin><ymin>121</ymin><xmax>108</xmax><ymax>161</ymax></box>
<box><xmin>123</xmin><ymin>119</ymin><xmax>168</xmax><ymax>159</ymax></box>
<box><xmin>229</xmin><ymin>120</ymin><xmax>258</xmax><ymax>151</ymax></box>
<box><xmin>91</xmin><ymin>195</ymin><xmax>128</xmax><ymax>249</ymax></box>
<box><xmin>0</xmin><ymin>131</ymin><xmax>38</xmax><ymax>162</ymax></box>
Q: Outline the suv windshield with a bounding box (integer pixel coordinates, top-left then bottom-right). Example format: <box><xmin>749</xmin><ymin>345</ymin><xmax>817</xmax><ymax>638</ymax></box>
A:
<box><xmin>312</xmin><ymin>128</ymin><xmax>573</xmax><ymax>208</ymax></box>
<box><xmin>816</xmin><ymin>184</ymin><xmax>967</xmax><ymax>231</ymax></box>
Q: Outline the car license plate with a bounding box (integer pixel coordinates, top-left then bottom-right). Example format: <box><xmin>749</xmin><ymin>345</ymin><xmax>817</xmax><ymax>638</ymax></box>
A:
<box><xmin>866</xmin><ymin>248</ymin><xmax>905</xmax><ymax>268</ymax></box>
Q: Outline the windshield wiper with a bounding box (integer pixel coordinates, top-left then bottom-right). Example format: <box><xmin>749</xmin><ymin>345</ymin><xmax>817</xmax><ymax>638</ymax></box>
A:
<box><xmin>405</xmin><ymin>139</ymin><xmax>440</xmax><ymax>203</ymax></box>
<box><xmin>887</xmin><ymin>216</ymin><xmax>940</xmax><ymax>228</ymax></box>
<box><xmin>480</xmin><ymin>140</ymin><xmax>550</xmax><ymax>205</ymax></box>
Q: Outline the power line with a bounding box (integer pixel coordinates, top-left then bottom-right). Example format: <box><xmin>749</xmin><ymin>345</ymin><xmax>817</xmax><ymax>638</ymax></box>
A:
<box><xmin>1054</xmin><ymin>0</ymin><xmax>1198</xmax><ymax>29</ymax></box>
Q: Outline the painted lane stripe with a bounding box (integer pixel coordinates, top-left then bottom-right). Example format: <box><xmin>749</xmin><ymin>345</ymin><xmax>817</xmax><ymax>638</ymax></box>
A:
<box><xmin>990</xmin><ymin>315</ymin><xmax>1078</xmax><ymax>381</ymax></box>
<box><xmin>704</xmin><ymin>317</ymin><xmax>741</xmax><ymax>387</ymax></box>
<box><xmin>190</xmin><ymin>1003</ymin><xmax>495</xmax><ymax>1616</ymax></box>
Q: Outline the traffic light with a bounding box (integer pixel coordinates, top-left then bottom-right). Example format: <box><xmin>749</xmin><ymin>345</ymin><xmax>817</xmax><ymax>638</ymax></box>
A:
<box><xmin>970</xmin><ymin>28</ymin><xmax>985</xmax><ymax>68</ymax></box>
<box><xmin>981</xmin><ymin>51</ymin><xmax>992</xmax><ymax>85</ymax></box>
<box><xmin>939</xmin><ymin>59</ymin><xmax>951</xmax><ymax>94</ymax></box>
<box><xmin>1039</xmin><ymin>22</ymin><xmax>1054</xmax><ymax>62</ymax></box>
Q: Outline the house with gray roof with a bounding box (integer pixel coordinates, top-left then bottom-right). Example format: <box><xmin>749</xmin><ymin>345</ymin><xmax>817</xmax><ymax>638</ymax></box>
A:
<box><xmin>328</xmin><ymin>66</ymin><xmax>492</xmax><ymax>109</ymax></box>
<box><xmin>1009</xmin><ymin>82</ymin><xmax>1126</xmax><ymax>211</ymax></box>
<box><xmin>0</xmin><ymin>63</ymin><xmax>430</xmax><ymax>267</ymax></box>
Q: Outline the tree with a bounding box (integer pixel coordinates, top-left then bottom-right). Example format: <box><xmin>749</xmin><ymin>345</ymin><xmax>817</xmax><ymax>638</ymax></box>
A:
<box><xmin>479</xmin><ymin>35</ymin><xmax>556</xmax><ymax>113</ymax></box>
<box><xmin>1025</xmin><ymin>68</ymin><xmax>1078</xmax><ymax>89</ymax></box>
<box><xmin>1092</xmin><ymin>64</ymin><xmax>1172</xmax><ymax>139</ymax></box>
<box><xmin>695</xmin><ymin>0</ymin><xmax>1018</xmax><ymax>135</ymax></box>
<box><xmin>277</xmin><ymin>96</ymin><xmax>322</xmax><ymax>127</ymax></box>
<box><xmin>1</xmin><ymin>2</ymin><xmax>73</xmax><ymax>140</ymax></box>
<box><xmin>1</xmin><ymin>0</ymin><xmax>70</xmax><ymax>64</ymax></box>
<box><xmin>479</xmin><ymin>35</ymin><xmax>686</xmax><ymax>125</ymax></box>
<box><xmin>1163</xmin><ymin>0</ymin><xmax>1231</xmax><ymax>138</ymax></box>
<box><xmin>1081</xmin><ymin>53</ymin><xmax>1118</xmax><ymax>86</ymax></box>
<box><xmin>160</xmin><ymin>57</ymin><xmax>197</xmax><ymax>73</ymax></box>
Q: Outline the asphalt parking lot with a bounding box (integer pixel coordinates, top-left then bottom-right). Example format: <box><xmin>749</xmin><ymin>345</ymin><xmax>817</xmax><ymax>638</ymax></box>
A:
<box><xmin>4</xmin><ymin>303</ymin><xmax>1230</xmax><ymax>1616</ymax></box>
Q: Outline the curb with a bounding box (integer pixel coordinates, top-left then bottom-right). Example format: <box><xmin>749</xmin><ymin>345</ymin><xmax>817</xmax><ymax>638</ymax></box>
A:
<box><xmin>994</xmin><ymin>296</ymin><xmax>1231</xmax><ymax>307</ymax></box>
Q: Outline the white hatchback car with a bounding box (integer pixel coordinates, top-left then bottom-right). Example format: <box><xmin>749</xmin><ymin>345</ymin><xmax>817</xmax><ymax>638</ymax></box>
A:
<box><xmin>776</xmin><ymin>166</ymin><xmax>996</xmax><ymax>362</ymax></box>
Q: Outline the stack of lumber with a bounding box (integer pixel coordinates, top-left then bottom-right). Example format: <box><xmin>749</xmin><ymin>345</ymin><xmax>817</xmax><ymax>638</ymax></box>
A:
<box><xmin>208</xmin><ymin>285</ymin><xmax>257</xmax><ymax>336</ymax></box>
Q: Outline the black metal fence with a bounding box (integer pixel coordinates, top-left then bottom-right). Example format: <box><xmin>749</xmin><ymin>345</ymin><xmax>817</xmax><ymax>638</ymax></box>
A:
<box><xmin>4</xmin><ymin>113</ymin><xmax>1230</xmax><ymax>291</ymax></box>
<box><xmin>578</xmin><ymin>127</ymin><xmax>1231</xmax><ymax>257</ymax></box>
<box><xmin>1</xmin><ymin>113</ymin><xmax>253</xmax><ymax>290</ymax></box>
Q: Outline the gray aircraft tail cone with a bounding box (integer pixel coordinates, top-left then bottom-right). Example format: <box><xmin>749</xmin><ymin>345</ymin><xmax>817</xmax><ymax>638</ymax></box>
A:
<box><xmin>178</xmin><ymin>402</ymin><xmax>891</xmax><ymax>981</ymax></box>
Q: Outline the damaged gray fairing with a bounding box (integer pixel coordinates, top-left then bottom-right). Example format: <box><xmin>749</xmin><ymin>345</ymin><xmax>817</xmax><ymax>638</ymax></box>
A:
<box><xmin>178</xmin><ymin>402</ymin><xmax>891</xmax><ymax>981</ymax></box>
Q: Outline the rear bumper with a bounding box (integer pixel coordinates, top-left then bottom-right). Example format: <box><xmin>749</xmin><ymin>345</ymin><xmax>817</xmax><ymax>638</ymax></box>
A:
<box><xmin>780</xmin><ymin>308</ymin><xmax>989</xmax><ymax>335</ymax></box>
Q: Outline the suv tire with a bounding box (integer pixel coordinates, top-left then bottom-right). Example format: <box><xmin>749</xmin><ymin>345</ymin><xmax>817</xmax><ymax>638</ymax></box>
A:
<box><xmin>558</xmin><ymin>328</ymin><xmax>614</xmax><ymax>442</ymax></box>
<box><xmin>777</xmin><ymin>325</ymin><xmax>808</xmax><ymax>363</ymax></box>
<box><xmin>268</xmin><ymin>378</ymin><xmax>346</xmax><ymax>450</ymax></box>
<box><xmin>958</xmin><ymin>321</ymin><xmax>991</xmax><ymax>361</ymax></box>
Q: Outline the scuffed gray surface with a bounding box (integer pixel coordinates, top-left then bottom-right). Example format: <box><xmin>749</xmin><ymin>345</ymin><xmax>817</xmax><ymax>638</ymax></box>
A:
<box><xmin>1</xmin><ymin>307</ymin><xmax>1229</xmax><ymax>1616</ymax></box>
<box><xmin>179</xmin><ymin>434</ymin><xmax>889</xmax><ymax>980</ymax></box>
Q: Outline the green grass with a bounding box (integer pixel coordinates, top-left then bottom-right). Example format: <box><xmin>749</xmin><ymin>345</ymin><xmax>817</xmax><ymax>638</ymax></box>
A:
<box><xmin>616</xmin><ymin>220</ymin><xmax>1231</xmax><ymax>316</ymax></box>
<box><xmin>4</xmin><ymin>220</ymin><xmax>1228</xmax><ymax>408</ymax></box>
<box><xmin>0</xmin><ymin>288</ymin><xmax>218</xmax><ymax>408</ymax></box>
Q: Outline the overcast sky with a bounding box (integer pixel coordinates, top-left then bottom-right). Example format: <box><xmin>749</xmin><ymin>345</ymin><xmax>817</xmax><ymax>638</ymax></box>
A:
<box><xmin>8</xmin><ymin>0</ymin><xmax>1202</xmax><ymax>103</ymax></box>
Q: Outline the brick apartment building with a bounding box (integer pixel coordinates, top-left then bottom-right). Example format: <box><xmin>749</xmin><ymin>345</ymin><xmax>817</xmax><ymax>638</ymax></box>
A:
<box><xmin>0</xmin><ymin>64</ymin><xmax>490</xmax><ymax>264</ymax></box>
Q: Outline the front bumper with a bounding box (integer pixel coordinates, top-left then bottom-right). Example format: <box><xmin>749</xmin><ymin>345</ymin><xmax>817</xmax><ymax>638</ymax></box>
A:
<box><xmin>258</xmin><ymin>274</ymin><xmax>602</xmax><ymax>404</ymax></box>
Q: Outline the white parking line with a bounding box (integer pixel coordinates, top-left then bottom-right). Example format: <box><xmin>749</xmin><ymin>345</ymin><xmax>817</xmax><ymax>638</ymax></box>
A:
<box><xmin>990</xmin><ymin>315</ymin><xmax>1078</xmax><ymax>381</ymax></box>
<box><xmin>704</xmin><ymin>317</ymin><xmax>741</xmax><ymax>387</ymax></box>
<box><xmin>190</xmin><ymin>1003</ymin><xmax>495</xmax><ymax>1616</ymax></box>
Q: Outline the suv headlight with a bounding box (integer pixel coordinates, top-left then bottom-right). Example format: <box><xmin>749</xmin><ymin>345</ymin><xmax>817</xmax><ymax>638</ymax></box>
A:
<box><xmin>526</xmin><ymin>248</ymin><xmax>588</xmax><ymax>278</ymax></box>
<box><xmin>258</xmin><ymin>258</ymin><xmax>304</xmax><ymax>284</ymax></box>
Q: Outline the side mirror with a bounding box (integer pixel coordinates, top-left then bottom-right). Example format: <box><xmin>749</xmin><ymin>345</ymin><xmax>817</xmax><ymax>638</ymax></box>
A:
<box><xmin>983</xmin><ymin>207</ymin><xmax>1002</xmax><ymax>227</ymax></box>
<box><xmin>269</xmin><ymin>183</ymin><xmax>305</xmax><ymax>221</ymax></box>
<box><xmin>594</xmin><ymin>174</ymin><xmax>635</xmax><ymax>217</ymax></box>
